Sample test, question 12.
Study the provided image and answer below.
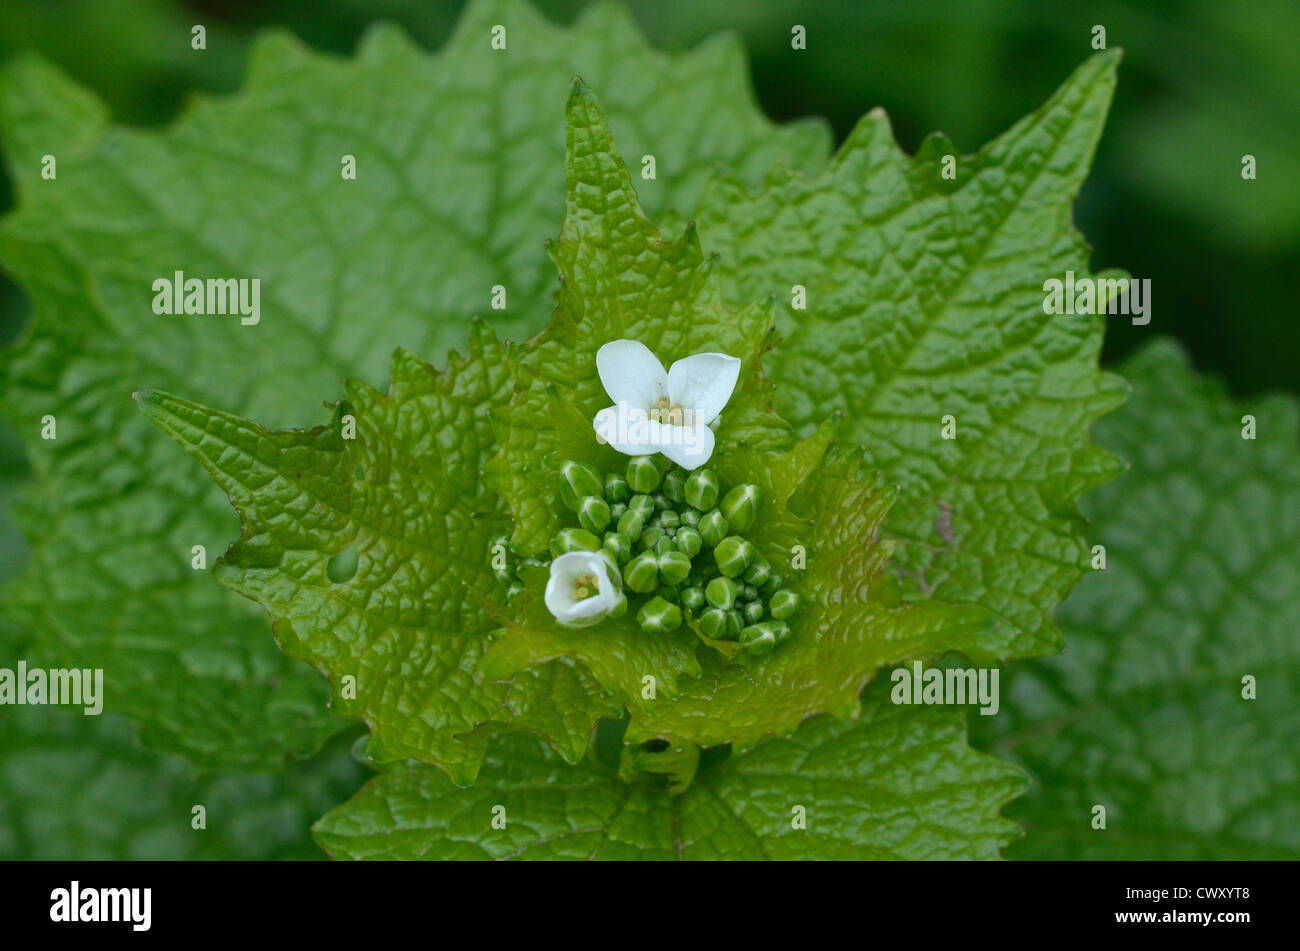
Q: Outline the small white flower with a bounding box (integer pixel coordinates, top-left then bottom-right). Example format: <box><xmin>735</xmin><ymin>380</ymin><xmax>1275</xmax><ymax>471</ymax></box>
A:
<box><xmin>544</xmin><ymin>550</ymin><xmax>625</xmax><ymax>627</ymax></box>
<box><xmin>591</xmin><ymin>339</ymin><xmax>741</xmax><ymax>470</ymax></box>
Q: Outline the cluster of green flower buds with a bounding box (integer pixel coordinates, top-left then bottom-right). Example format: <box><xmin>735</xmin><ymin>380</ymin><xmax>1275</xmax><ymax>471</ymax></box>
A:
<box><xmin>552</xmin><ymin>455</ymin><xmax>800</xmax><ymax>656</ymax></box>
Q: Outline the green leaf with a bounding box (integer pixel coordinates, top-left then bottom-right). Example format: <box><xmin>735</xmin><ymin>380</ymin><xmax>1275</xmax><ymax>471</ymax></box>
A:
<box><xmin>136</xmin><ymin>323</ymin><xmax>622</xmax><ymax>785</ymax></box>
<box><xmin>0</xmin><ymin>420</ymin><xmax>28</xmax><ymax>585</ymax></box>
<box><xmin>314</xmin><ymin>681</ymin><xmax>1025</xmax><ymax>860</ymax></box>
<box><xmin>624</xmin><ymin>448</ymin><xmax>1002</xmax><ymax>750</ymax></box>
<box><xmin>974</xmin><ymin>340</ymin><xmax>1300</xmax><ymax>859</ymax></box>
<box><xmin>480</xmin><ymin>78</ymin><xmax>790</xmax><ymax>702</ymax></box>
<box><xmin>0</xmin><ymin>55</ymin><xmax>347</xmax><ymax>771</ymax></box>
<box><xmin>695</xmin><ymin>52</ymin><xmax>1129</xmax><ymax>660</ymax></box>
<box><xmin>485</xmin><ymin>78</ymin><xmax>794</xmax><ymax>556</ymax></box>
<box><xmin>483</xmin><ymin>85</ymin><xmax>999</xmax><ymax>750</ymax></box>
<box><xmin>0</xmin><ymin>706</ymin><xmax>367</xmax><ymax>860</ymax></box>
<box><xmin>0</xmin><ymin>0</ymin><xmax>829</xmax><ymax>768</ymax></box>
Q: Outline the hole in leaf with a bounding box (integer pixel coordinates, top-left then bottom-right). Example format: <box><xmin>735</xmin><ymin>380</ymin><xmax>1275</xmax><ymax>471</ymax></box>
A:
<box><xmin>697</xmin><ymin>744</ymin><xmax>733</xmax><ymax>775</ymax></box>
<box><xmin>326</xmin><ymin>548</ymin><xmax>359</xmax><ymax>583</ymax></box>
<box><xmin>592</xmin><ymin>716</ymin><xmax>630</xmax><ymax>769</ymax></box>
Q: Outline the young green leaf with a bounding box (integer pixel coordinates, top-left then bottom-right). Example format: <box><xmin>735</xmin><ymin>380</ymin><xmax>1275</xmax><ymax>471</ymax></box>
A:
<box><xmin>0</xmin><ymin>0</ymin><xmax>827</xmax><ymax>769</ymax></box>
<box><xmin>485</xmin><ymin>78</ymin><xmax>794</xmax><ymax>555</ymax></box>
<box><xmin>624</xmin><ymin>447</ymin><xmax>1002</xmax><ymax>749</ymax></box>
<box><xmin>975</xmin><ymin>340</ymin><xmax>1300</xmax><ymax>859</ymax></box>
<box><xmin>314</xmin><ymin>681</ymin><xmax>1025</xmax><ymax>860</ymax></box>
<box><xmin>695</xmin><ymin>52</ymin><xmax>1129</xmax><ymax>661</ymax></box>
<box><xmin>135</xmin><ymin>323</ymin><xmax>620</xmax><ymax>785</ymax></box>
<box><xmin>483</xmin><ymin>85</ymin><xmax>1002</xmax><ymax>750</ymax></box>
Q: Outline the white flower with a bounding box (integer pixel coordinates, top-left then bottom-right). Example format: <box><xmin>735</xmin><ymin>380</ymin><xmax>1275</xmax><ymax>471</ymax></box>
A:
<box><xmin>544</xmin><ymin>550</ymin><xmax>625</xmax><ymax>627</ymax></box>
<box><xmin>591</xmin><ymin>339</ymin><xmax>741</xmax><ymax>470</ymax></box>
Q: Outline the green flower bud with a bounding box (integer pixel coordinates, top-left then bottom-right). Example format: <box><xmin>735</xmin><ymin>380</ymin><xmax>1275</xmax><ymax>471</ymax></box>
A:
<box><xmin>602</xmin><ymin>532</ymin><xmax>633</xmax><ymax>565</ymax></box>
<box><xmin>627</xmin><ymin>456</ymin><xmax>662</xmax><ymax>494</ymax></box>
<box><xmin>629</xmin><ymin>493</ymin><xmax>656</xmax><ymax>517</ymax></box>
<box><xmin>739</xmin><ymin>623</ymin><xmax>778</xmax><ymax>656</ymax></box>
<box><xmin>705</xmin><ymin>576</ymin><xmax>739</xmax><ymax>610</ymax></box>
<box><xmin>684</xmin><ymin>469</ymin><xmax>720</xmax><ymax>511</ymax></box>
<box><xmin>725</xmin><ymin>609</ymin><xmax>744</xmax><ymax>639</ymax></box>
<box><xmin>661</xmin><ymin>469</ymin><xmax>687</xmax><ymax>504</ymax></box>
<box><xmin>550</xmin><ymin>527</ymin><xmax>601</xmax><ymax>557</ymax></box>
<box><xmin>742</xmin><ymin>600</ymin><xmax>765</xmax><ymax>624</ymax></box>
<box><xmin>577</xmin><ymin>495</ymin><xmax>611</xmax><ymax>534</ymax></box>
<box><xmin>651</xmin><ymin>492</ymin><xmax>671</xmax><ymax>511</ymax></box>
<box><xmin>771</xmin><ymin>620</ymin><xmax>792</xmax><ymax>645</ymax></box>
<box><xmin>698</xmin><ymin>510</ymin><xmax>729</xmax><ymax>548</ymax></box>
<box><xmin>707</xmin><ymin>571</ymin><xmax>738</xmax><ymax>608</ymax></box>
<box><xmin>769</xmin><ymin>589</ymin><xmax>799</xmax><ymax>620</ymax></box>
<box><xmin>719</xmin><ymin>484</ymin><xmax>762</xmax><ymax>533</ymax></box>
<box><xmin>698</xmin><ymin>606</ymin><xmax>731</xmax><ymax>640</ymax></box>
<box><xmin>638</xmin><ymin>527</ymin><xmax>666</xmax><ymax>551</ymax></box>
<box><xmin>604</xmin><ymin>472</ymin><xmax>631</xmax><ymax>504</ymax></box>
<box><xmin>623</xmin><ymin>552</ymin><xmax>659</xmax><ymax>594</ymax></box>
<box><xmin>740</xmin><ymin>583</ymin><xmax>759</xmax><ymax>602</ymax></box>
<box><xmin>714</xmin><ymin>536</ymin><xmax>752</xmax><ymax>578</ymax></box>
<box><xmin>637</xmin><ymin>595</ymin><xmax>682</xmax><ymax>634</ymax></box>
<box><xmin>610</xmin><ymin>501</ymin><xmax>628</xmax><ymax>520</ymax></box>
<box><xmin>617</xmin><ymin>508</ymin><xmax>646</xmax><ymax>543</ymax></box>
<box><xmin>680</xmin><ymin>585</ymin><xmax>706</xmax><ymax>614</ymax></box>
<box><xmin>680</xmin><ymin>509</ymin><xmax>701</xmax><ymax>528</ymax></box>
<box><xmin>761</xmin><ymin>572</ymin><xmax>783</xmax><ymax>596</ymax></box>
<box><xmin>675</xmin><ymin>526</ymin><xmax>703</xmax><ymax>559</ymax></box>
<box><xmin>654</xmin><ymin>536</ymin><xmax>678</xmax><ymax>558</ymax></box>
<box><xmin>609</xmin><ymin>594</ymin><xmax>629</xmax><ymax>618</ymax></box>
<box><xmin>559</xmin><ymin>460</ymin><xmax>604</xmax><ymax>512</ymax></box>
<box><xmin>657</xmin><ymin>550</ymin><xmax>692</xmax><ymax>586</ymax></box>
<box><xmin>742</xmin><ymin>558</ymin><xmax>771</xmax><ymax>587</ymax></box>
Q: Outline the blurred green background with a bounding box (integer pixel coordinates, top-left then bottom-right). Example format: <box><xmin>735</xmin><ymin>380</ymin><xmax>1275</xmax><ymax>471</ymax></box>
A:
<box><xmin>1</xmin><ymin>0</ymin><xmax>1295</xmax><ymax>396</ymax></box>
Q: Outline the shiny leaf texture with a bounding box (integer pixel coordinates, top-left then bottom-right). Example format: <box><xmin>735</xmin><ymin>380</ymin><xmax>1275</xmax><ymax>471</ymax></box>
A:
<box><xmin>136</xmin><ymin>323</ymin><xmax>620</xmax><ymax>785</ymax></box>
<box><xmin>696</xmin><ymin>52</ymin><xmax>1129</xmax><ymax>661</ymax></box>
<box><xmin>485</xmin><ymin>86</ymin><xmax>1000</xmax><ymax>750</ymax></box>
<box><xmin>315</xmin><ymin>681</ymin><xmax>1025</xmax><ymax>860</ymax></box>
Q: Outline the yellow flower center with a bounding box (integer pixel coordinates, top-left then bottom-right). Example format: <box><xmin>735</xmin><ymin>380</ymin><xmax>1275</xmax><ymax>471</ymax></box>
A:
<box><xmin>572</xmin><ymin>573</ymin><xmax>600</xmax><ymax>601</ymax></box>
<box><xmin>650</xmin><ymin>396</ymin><xmax>685</xmax><ymax>426</ymax></box>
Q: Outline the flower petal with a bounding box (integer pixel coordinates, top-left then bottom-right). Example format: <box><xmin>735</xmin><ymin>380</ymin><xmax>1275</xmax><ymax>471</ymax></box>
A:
<box><xmin>657</xmin><ymin>423</ymin><xmax>715</xmax><ymax>470</ymax></box>
<box><xmin>596</xmin><ymin>339</ymin><xmax>668</xmax><ymax>409</ymax></box>
<box><xmin>544</xmin><ymin>570</ymin><xmax>575</xmax><ymax>620</ymax></box>
<box><xmin>545</xmin><ymin>551</ymin><xmax>620</xmax><ymax>627</ymax></box>
<box><xmin>666</xmin><ymin>352</ymin><xmax>741</xmax><ymax>425</ymax></box>
<box><xmin>563</xmin><ymin>591</ymin><xmax>617</xmax><ymax>622</ymax></box>
<box><xmin>594</xmin><ymin>405</ymin><xmax>658</xmax><ymax>457</ymax></box>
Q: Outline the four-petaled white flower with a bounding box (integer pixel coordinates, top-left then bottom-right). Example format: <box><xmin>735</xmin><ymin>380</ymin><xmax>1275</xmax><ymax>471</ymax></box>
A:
<box><xmin>591</xmin><ymin>339</ymin><xmax>741</xmax><ymax>470</ymax></box>
<box><xmin>544</xmin><ymin>550</ymin><xmax>625</xmax><ymax>627</ymax></box>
